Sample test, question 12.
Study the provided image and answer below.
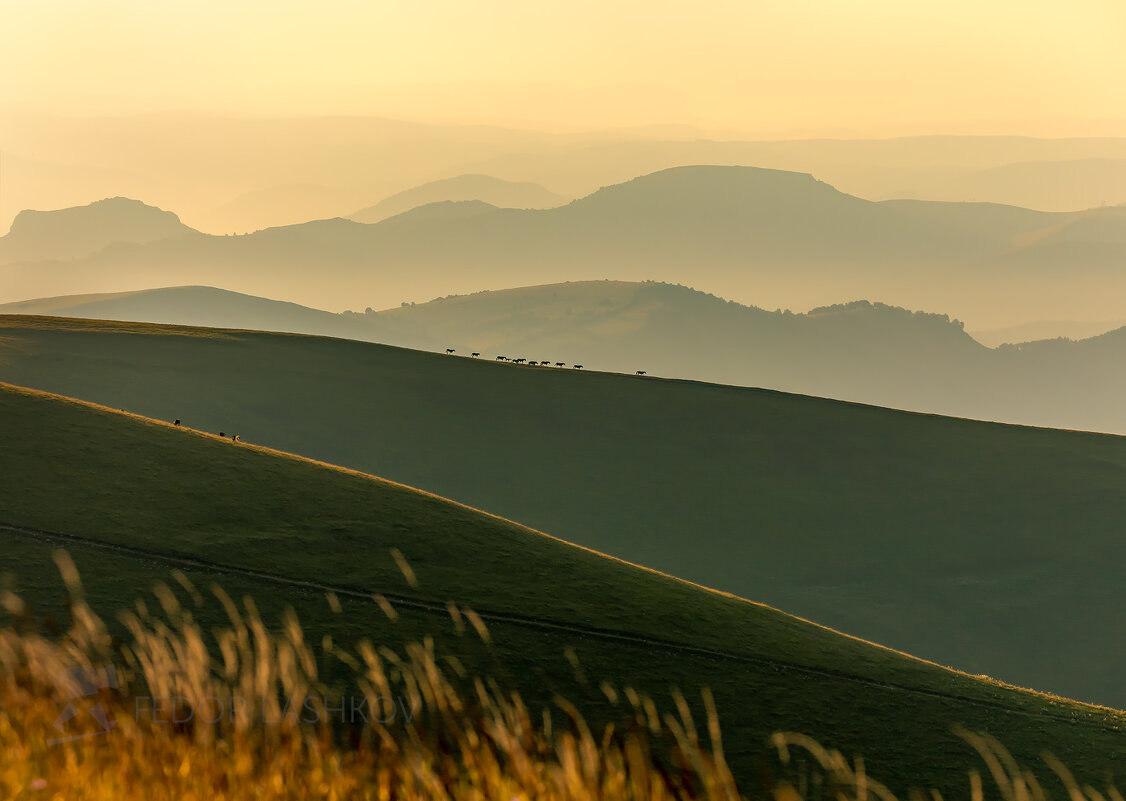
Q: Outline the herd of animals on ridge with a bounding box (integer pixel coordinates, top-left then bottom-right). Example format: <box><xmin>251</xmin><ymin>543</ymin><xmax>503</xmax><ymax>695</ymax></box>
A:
<box><xmin>163</xmin><ymin>345</ymin><xmax>648</xmax><ymax>444</ymax></box>
<box><xmin>444</xmin><ymin>348</ymin><xmax>646</xmax><ymax>375</ymax></box>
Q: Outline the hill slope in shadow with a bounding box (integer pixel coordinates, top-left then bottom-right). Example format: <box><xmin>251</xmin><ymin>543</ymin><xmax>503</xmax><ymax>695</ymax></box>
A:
<box><xmin>9</xmin><ymin>381</ymin><xmax>1126</xmax><ymax>792</ymax></box>
<box><xmin>4</xmin><ymin>316</ymin><xmax>1126</xmax><ymax>710</ymax></box>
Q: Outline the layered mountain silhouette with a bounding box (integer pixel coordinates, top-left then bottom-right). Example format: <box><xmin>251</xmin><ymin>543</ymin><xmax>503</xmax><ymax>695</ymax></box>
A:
<box><xmin>0</xmin><ymin>285</ymin><xmax>372</xmax><ymax>336</ymax></box>
<box><xmin>6</xmin><ymin>280</ymin><xmax>1126</xmax><ymax>434</ymax></box>
<box><xmin>873</xmin><ymin>158</ymin><xmax>1126</xmax><ymax>211</ymax></box>
<box><xmin>349</xmin><ymin>174</ymin><xmax>567</xmax><ymax>223</ymax></box>
<box><xmin>377</xmin><ymin>199</ymin><xmax>504</xmax><ymax>225</ymax></box>
<box><xmin>970</xmin><ymin>317</ymin><xmax>1126</xmax><ymax>348</ymax></box>
<box><xmin>11</xmin><ymin>111</ymin><xmax>1125</xmax><ymax>233</ymax></box>
<box><xmin>3</xmin><ymin>166</ymin><xmax>1126</xmax><ymax>327</ymax></box>
<box><xmin>0</xmin><ymin>197</ymin><xmax>197</xmax><ymax>264</ymax></box>
<box><xmin>207</xmin><ymin>183</ymin><xmax>368</xmax><ymax>233</ymax></box>
<box><xmin>459</xmin><ymin>135</ymin><xmax>1126</xmax><ymax>205</ymax></box>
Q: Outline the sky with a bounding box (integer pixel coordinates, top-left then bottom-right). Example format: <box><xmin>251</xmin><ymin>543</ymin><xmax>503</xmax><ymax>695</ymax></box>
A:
<box><xmin>2</xmin><ymin>0</ymin><xmax>1125</xmax><ymax>135</ymax></box>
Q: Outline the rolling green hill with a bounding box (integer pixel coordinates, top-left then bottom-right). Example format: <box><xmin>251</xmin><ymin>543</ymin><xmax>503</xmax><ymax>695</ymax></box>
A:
<box><xmin>4</xmin><ymin>315</ymin><xmax>1126</xmax><ymax>711</ymax></box>
<box><xmin>4</xmin><ymin>380</ymin><xmax>1126</xmax><ymax>794</ymax></box>
<box><xmin>4</xmin><ymin>166</ymin><xmax>1126</xmax><ymax>327</ymax></box>
<box><xmin>6</xmin><ymin>281</ymin><xmax>1126</xmax><ymax>434</ymax></box>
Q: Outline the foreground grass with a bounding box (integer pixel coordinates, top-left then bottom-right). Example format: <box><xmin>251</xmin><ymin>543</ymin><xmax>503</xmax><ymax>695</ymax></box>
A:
<box><xmin>0</xmin><ymin>560</ymin><xmax>737</xmax><ymax>800</ymax></box>
<box><xmin>1</xmin><ymin>562</ymin><xmax>1116</xmax><ymax>801</ymax></box>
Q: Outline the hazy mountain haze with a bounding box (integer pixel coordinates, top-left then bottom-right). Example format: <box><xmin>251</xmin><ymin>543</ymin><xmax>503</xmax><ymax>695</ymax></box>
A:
<box><xmin>461</xmin><ymin>136</ymin><xmax>1126</xmax><ymax>202</ymax></box>
<box><xmin>349</xmin><ymin>175</ymin><xmax>568</xmax><ymax>223</ymax></box>
<box><xmin>5</xmin><ymin>1</ymin><xmax>1124</xmax><ymax>133</ymax></box>
<box><xmin>5</xmin><ymin>109</ymin><xmax>1126</xmax><ymax>234</ymax></box>
<box><xmin>4</xmin><ymin>0</ymin><xmax>1123</xmax><ymax>232</ymax></box>
<box><xmin>4</xmin><ymin>166</ymin><xmax>1125</xmax><ymax>329</ymax></box>
<box><xmin>970</xmin><ymin>318</ymin><xmax>1126</xmax><ymax>347</ymax></box>
<box><xmin>0</xmin><ymin>197</ymin><xmax>196</xmax><ymax>263</ymax></box>
<box><xmin>0</xmin><ymin>286</ymin><xmax>369</xmax><ymax>337</ymax></box>
<box><xmin>871</xmin><ymin>159</ymin><xmax>1126</xmax><ymax>211</ymax></box>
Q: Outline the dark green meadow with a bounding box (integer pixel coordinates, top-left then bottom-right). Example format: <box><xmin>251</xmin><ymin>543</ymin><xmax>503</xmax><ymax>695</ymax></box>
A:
<box><xmin>4</xmin><ymin>315</ymin><xmax>1126</xmax><ymax>708</ymax></box>
<box><xmin>4</xmin><ymin>382</ymin><xmax>1126</xmax><ymax>795</ymax></box>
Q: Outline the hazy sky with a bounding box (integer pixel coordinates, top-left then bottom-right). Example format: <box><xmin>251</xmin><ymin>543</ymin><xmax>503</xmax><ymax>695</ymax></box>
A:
<box><xmin>3</xmin><ymin>0</ymin><xmax>1125</xmax><ymax>135</ymax></box>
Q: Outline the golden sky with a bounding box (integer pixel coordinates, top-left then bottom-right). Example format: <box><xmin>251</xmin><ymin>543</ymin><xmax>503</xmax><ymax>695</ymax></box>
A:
<box><xmin>2</xmin><ymin>0</ymin><xmax>1124</xmax><ymax>135</ymax></box>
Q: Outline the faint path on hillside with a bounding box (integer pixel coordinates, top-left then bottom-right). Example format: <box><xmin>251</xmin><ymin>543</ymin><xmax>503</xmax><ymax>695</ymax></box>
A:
<box><xmin>2</xmin><ymin>521</ymin><xmax>1122</xmax><ymax>731</ymax></box>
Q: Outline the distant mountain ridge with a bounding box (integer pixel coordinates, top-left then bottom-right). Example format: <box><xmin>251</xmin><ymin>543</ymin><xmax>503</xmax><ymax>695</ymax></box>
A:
<box><xmin>378</xmin><ymin>199</ymin><xmax>502</xmax><ymax>225</ymax></box>
<box><xmin>349</xmin><ymin>174</ymin><xmax>567</xmax><ymax>223</ymax></box>
<box><xmin>969</xmin><ymin>318</ymin><xmax>1126</xmax><ymax>347</ymax></box>
<box><xmin>3</xmin><ymin>166</ymin><xmax>1126</xmax><ymax>328</ymax></box>
<box><xmin>8</xmin><ymin>114</ymin><xmax>1126</xmax><ymax>234</ymax></box>
<box><xmin>6</xmin><ymin>280</ymin><xmax>1126</xmax><ymax>434</ymax></box>
<box><xmin>874</xmin><ymin>158</ymin><xmax>1126</xmax><ymax>211</ymax></box>
<box><xmin>0</xmin><ymin>285</ymin><xmax>371</xmax><ymax>337</ymax></box>
<box><xmin>0</xmin><ymin>197</ymin><xmax>198</xmax><ymax>264</ymax></box>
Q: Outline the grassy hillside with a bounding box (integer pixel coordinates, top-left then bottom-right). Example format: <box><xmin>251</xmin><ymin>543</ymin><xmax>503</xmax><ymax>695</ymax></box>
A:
<box><xmin>4</xmin><ymin>166</ymin><xmax>1126</xmax><ymax>327</ymax></box>
<box><xmin>6</xmin><ymin>282</ymin><xmax>1126</xmax><ymax>434</ymax></box>
<box><xmin>4</xmin><ymin>380</ymin><xmax>1126</xmax><ymax>794</ymax></box>
<box><xmin>4</xmin><ymin>315</ymin><xmax>1126</xmax><ymax>711</ymax></box>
